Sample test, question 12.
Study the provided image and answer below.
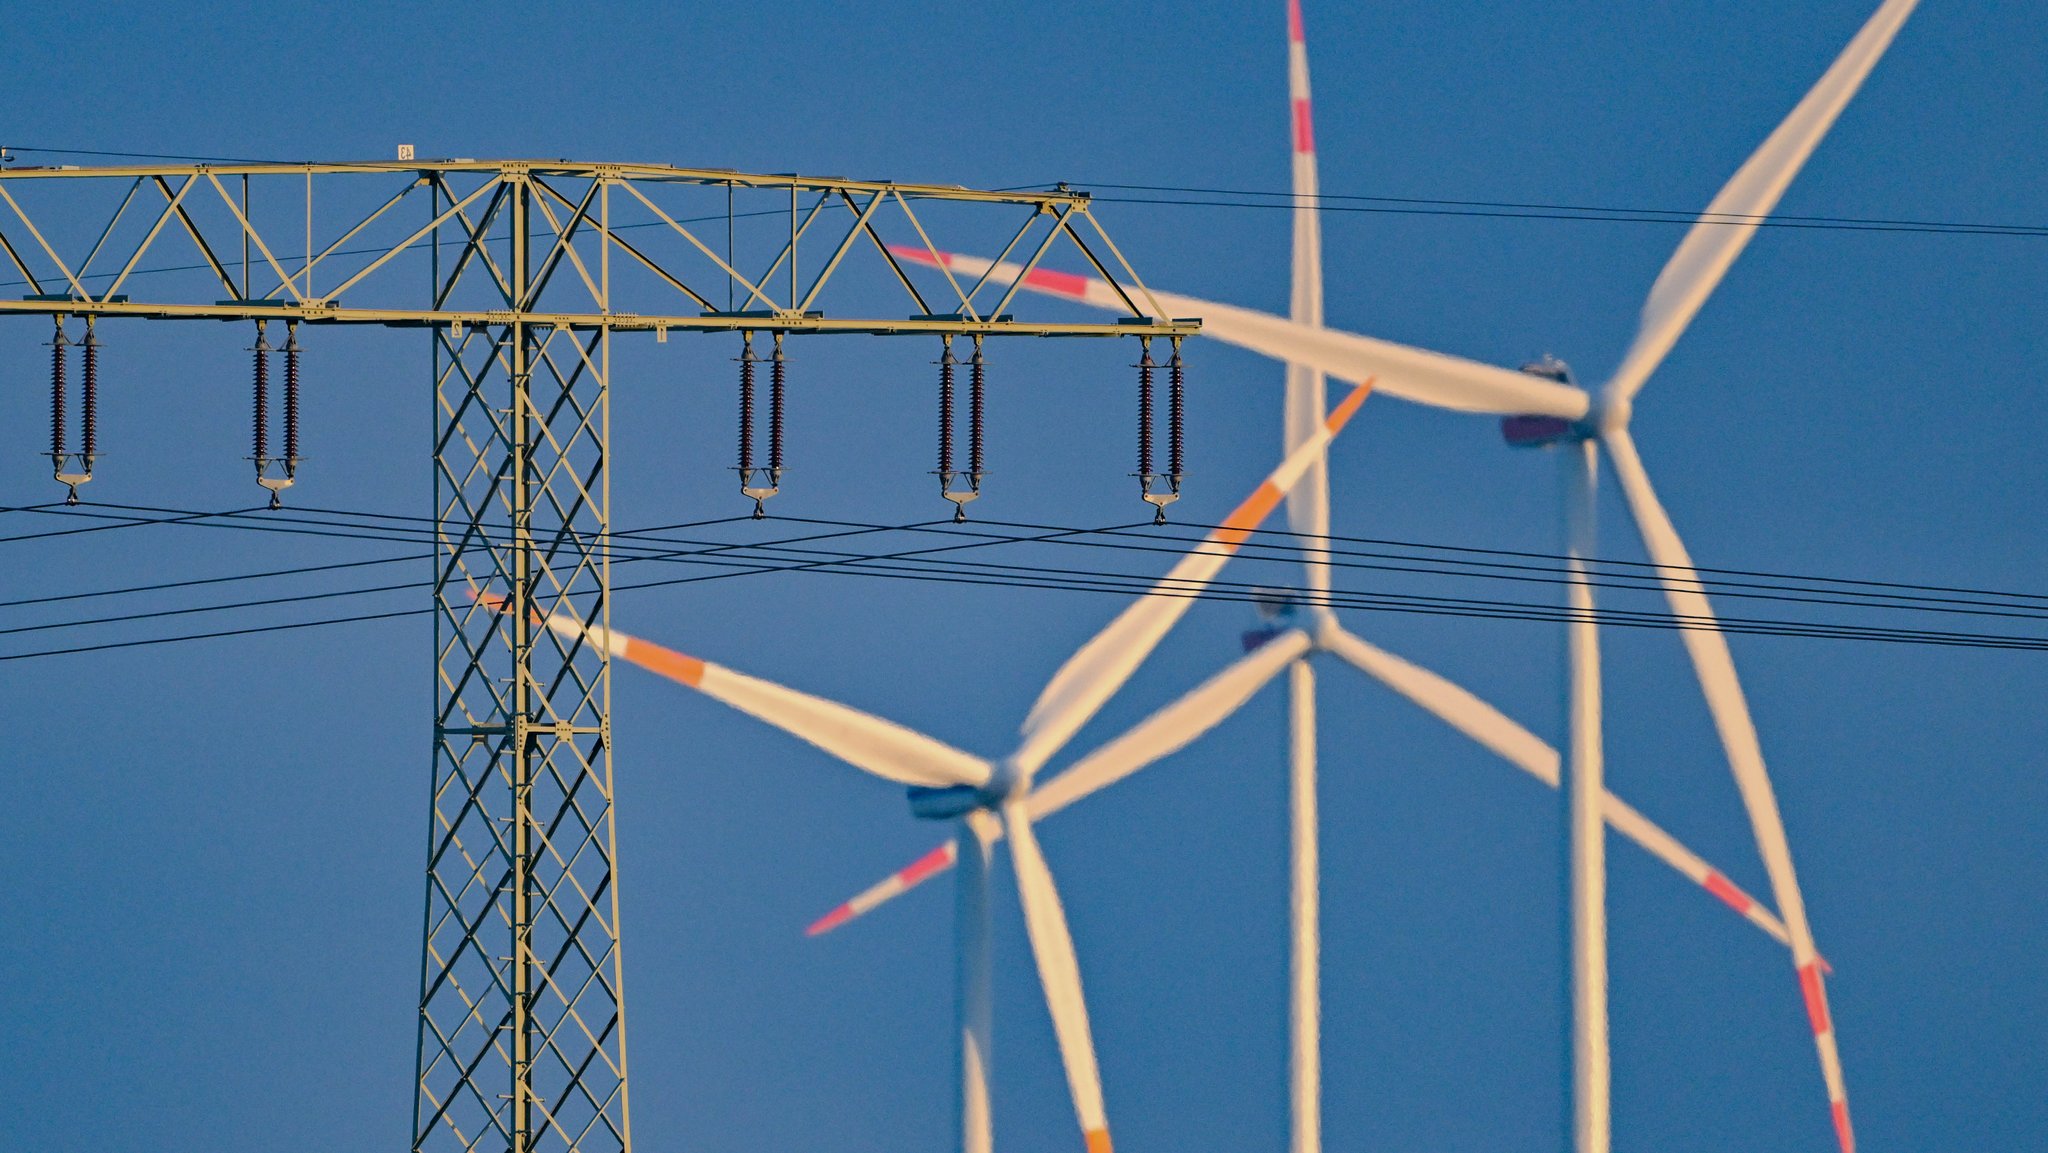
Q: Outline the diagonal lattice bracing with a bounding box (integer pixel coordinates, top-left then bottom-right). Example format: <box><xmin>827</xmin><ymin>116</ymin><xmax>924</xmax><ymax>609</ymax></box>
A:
<box><xmin>422</xmin><ymin>175</ymin><xmax>624</xmax><ymax>1153</ymax></box>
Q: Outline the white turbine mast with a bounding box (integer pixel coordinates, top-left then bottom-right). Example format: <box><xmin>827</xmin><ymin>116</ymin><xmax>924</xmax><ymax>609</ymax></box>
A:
<box><xmin>884</xmin><ymin>3</ymin><xmax>1918</xmax><ymax>1150</ymax></box>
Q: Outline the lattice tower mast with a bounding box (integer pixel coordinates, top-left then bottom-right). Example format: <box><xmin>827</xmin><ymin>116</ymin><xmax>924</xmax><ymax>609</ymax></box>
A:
<box><xmin>0</xmin><ymin>157</ymin><xmax>1195</xmax><ymax>1153</ymax></box>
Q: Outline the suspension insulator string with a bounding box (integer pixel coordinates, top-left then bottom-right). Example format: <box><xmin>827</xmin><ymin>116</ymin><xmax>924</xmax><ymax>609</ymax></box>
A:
<box><xmin>283</xmin><ymin>321</ymin><xmax>301</xmax><ymax>479</ymax></box>
<box><xmin>1135</xmin><ymin>335</ymin><xmax>1179</xmax><ymax>523</ymax></box>
<box><xmin>49</xmin><ymin>316</ymin><xmax>66</xmax><ymax>469</ymax></box>
<box><xmin>937</xmin><ymin>335</ymin><xmax>981</xmax><ymax>522</ymax></box>
<box><xmin>737</xmin><ymin>331</ymin><xmax>755</xmax><ymax>475</ymax></box>
<box><xmin>1167</xmin><ymin>335</ymin><xmax>1185</xmax><ymax>491</ymax></box>
<box><xmin>251</xmin><ymin>319</ymin><xmax>296</xmax><ymax>509</ymax></box>
<box><xmin>769</xmin><ymin>331</ymin><xmax>786</xmax><ymax>478</ymax></box>
<box><xmin>736</xmin><ymin>331</ymin><xmax>779</xmax><ymax>518</ymax></box>
<box><xmin>49</xmin><ymin>315</ymin><xmax>82</xmax><ymax>502</ymax></box>
<box><xmin>1136</xmin><ymin>335</ymin><xmax>1154</xmax><ymax>480</ymax></box>
<box><xmin>252</xmin><ymin>320</ymin><xmax>269</xmax><ymax>466</ymax></box>
<box><xmin>81</xmin><ymin>317</ymin><xmax>98</xmax><ymax>469</ymax></box>
<box><xmin>969</xmin><ymin>335</ymin><xmax>986</xmax><ymax>481</ymax></box>
<box><xmin>936</xmin><ymin>334</ymin><xmax>955</xmax><ymax>480</ymax></box>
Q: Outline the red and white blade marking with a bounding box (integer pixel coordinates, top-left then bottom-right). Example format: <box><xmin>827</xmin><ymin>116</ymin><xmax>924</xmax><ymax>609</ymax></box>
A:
<box><xmin>1321</xmin><ymin>624</ymin><xmax>1823</xmax><ymax>963</ymax></box>
<box><xmin>1283</xmin><ymin>0</ymin><xmax>1334</xmax><ymax>565</ymax></box>
<box><xmin>1603</xmin><ymin>794</ymin><xmax>1805</xmax><ymax>955</ymax></box>
<box><xmin>1608</xmin><ymin>427</ymin><xmax>1855</xmax><ymax>1152</ymax></box>
<box><xmin>1287</xmin><ymin>0</ymin><xmax>1315</xmax><ymax>158</ymax></box>
<box><xmin>1801</xmin><ymin>960</ymin><xmax>1853</xmax><ymax>1153</ymax></box>
<box><xmin>806</xmin><ymin>840</ymin><xmax>959</xmax><ymax>936</ymax></box>
<box><xmin>891</xmin><ymin>245</ymin><xmax>1590</xmax><ymax>419</ymax></box>
<box><xmin>891</xmin><ymin>246</ymin><xmax>1105</xmax><ymax>307</ymax></box>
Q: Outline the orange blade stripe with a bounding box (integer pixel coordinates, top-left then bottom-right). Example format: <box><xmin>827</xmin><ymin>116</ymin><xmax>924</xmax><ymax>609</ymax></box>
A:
<box><xmin>617</xmin><ymin>635</ymin><xmax>705</xmax><ymax>688</ymax></box>
<box><xmin>1214</xmin><ymin>380</ymin><xmax>1371</xmax><ymax>548</ymax></box>
<box><xmin>1323</xmin><ymin>376</ymin><xmax>1372</xmax><ymax>431</ymax></box>
<box><xmin>1215</xmin><ymin>481</ymin><xmax>1286</xmax><ymax>549</ymax></box>
<box><xmin>1084</xmin><ymin>1127</ymin><xmax>1113</xmax><ymax>1153</ymax></box>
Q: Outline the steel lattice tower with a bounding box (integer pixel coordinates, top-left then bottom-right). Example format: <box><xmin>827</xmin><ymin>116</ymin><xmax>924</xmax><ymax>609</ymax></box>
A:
<box><xmin>419</xmin><ymin>176</ymin><xmax>626</xmax><ymax>1152</ymax></box>
<box><xmin>0</xmin><ymin>157</ymin><xmax>1193</xmax><ymax>1152</ymax></box>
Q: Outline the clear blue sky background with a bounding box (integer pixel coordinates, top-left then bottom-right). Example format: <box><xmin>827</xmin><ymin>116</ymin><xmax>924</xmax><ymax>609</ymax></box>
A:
<box><xmin>1</xmin><ymin>2</ymin><xmax>2043</xmax><ymax>1151</ymax></box>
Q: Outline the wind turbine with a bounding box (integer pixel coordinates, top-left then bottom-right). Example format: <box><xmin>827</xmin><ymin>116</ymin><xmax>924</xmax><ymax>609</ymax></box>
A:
<box><xmin>504</xmin><ymin>385</ymin><xmax>1372</xmax><ymax>1153</ymax></box>
<box><xmin>887</xmin><ymin>3</ymin><xmax>1917</xmax><ymax>1149</ymax></box>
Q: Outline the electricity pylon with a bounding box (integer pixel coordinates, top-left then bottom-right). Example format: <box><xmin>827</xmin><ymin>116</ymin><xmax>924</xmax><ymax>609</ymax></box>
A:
<box><xmin>0</xmin><ymin>157</ymin><xmax>1195</xmax><ymax>1152</ymax></box>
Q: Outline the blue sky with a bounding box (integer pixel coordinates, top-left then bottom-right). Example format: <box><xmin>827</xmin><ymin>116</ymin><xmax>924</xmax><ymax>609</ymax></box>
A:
<box><xmin>1</xmin><ymin>2</ymin><xmax>2044</xmax><ymax>1151</ymax></box>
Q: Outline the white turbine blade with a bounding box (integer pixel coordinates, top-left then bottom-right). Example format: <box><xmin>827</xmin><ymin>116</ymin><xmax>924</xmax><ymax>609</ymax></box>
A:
<box><xmin>1605</xmin><ymin>427</ymin><xmax>1851</xmax><ymax>1152</ymax></box>
<box><xmin>1013</xmin><ymin>383</ymin><xmax>1372</xmax><ymax>773</ymax></box>
<box><xmin>1320</xmin><ymin>623</ymin><xmax>1557</xmax><ymax>776</ymax></box>
<box><xmin>1287</xmin><ymin>0</ymin><xmax>1323</xmax><ymax>334</ymax></box>
<box><xmin>892</xmin><ymin>247</ymin><xmax>1589</xmax><ymax>420</ymax></box>
<box><xmin>806</xmin><ymin>840</ymin><xmax>960</xmax><ymax>936</ymax></box>
<box><xmin>1004</xmin><ymin>801</ymin><xmax>1113</xmax><ymax>1153</ymax></box>
<box><xmin>521</xmin><ymin>605</ymin><xmax>991</xmax><ymax>791</ymax></box>
<box><xmin>1029</xmin><ymin>629</ymin><xmax>1312</xmax><ymax>821</ymax></box>
<box><xmin>1320</xmin><ymin>622</ymin><xmax>1800</xmax><ymax>949</ymax></box>
<box><xmin>1285</xmin><ymin>0</ymin><xmax>1332</xmax><ymax>575</ymax></box>
<box><xmin>1603</xmin><ymin>794</ymin><xmax>1796</xmax><ymax>952</ymax></box>
<box><xmin>1603</xmin><ymin>0</ymin><xmax>1919</xmax><ymax>410</ymax></box>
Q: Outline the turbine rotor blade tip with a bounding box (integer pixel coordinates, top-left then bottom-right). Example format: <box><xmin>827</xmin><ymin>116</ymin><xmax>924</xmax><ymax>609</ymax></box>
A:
<box><xmin>805</xmin><ymin>905</ymin><xmax>855</xmax><ymax>937</ymax></box>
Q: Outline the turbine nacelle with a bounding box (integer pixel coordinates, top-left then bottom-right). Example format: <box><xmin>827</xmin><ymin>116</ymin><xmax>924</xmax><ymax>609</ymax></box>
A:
<box><xmin>906</xmin><ymin>783</ymin><xmax>990</xmax><ymax>821</ymax></box>
<box><xmin>1243</xmin><ymin>587</ymin><xmax>1303</xmax><ymax>652</ymax></box>
<box><xmin>908</xmin><ymin>756</ymin><xmax>1030</xmax><ymax>820</ymax></box>
<box><xmin>1500</xmin><ymin>356</ymin><xmax>1606</xmax><ymax>447</ymax></box>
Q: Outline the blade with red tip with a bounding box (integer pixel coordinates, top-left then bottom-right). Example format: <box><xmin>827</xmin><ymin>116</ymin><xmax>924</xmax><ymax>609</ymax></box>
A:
<box><xmin>1606</xmin><ymin>427</ymin><xmax>1851</xmax><ymax>1150</ymax></box>
<box><xmin>893</xmin><ymin>246</ymin><xmax>1586</xmax><ymax>420</ymax></box>
<box><xmin>1012</xmin><ymin>383</ymin><xmax>1371</xmax><ymax>774</ymax></box>
<box><xmin>1319</xmin><ymin>623</ymin><xmax>1801</xmax><ymax>951</ymax></box>
<box><xmin>807</xmin><ymin>840</ymin><xmax>960</xmax><ymax>936</ymax></box>
<box><xmin>1285</xmin><ymin>0</ymin><xmax>1332</xmax><ymax>575</ymax></box>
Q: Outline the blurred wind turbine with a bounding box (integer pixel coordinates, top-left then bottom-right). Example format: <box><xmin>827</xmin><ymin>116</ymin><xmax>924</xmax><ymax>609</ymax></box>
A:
<box><xmin>508</xmin><ymin>385</ymin><xmax>1372</xmax><ymax>1153</ymax></box>
<box><xmin>889</xmin><ymin>3</ymin><xmax>1917</xmax><ymax>1149</ymax></box>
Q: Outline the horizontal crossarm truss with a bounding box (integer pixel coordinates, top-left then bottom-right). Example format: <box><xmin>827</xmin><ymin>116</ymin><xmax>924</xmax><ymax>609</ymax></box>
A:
<box><xmin>0</xmin><ymin>160</ymin><xmax>1196</xmax><ymax>338</ymax></box>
